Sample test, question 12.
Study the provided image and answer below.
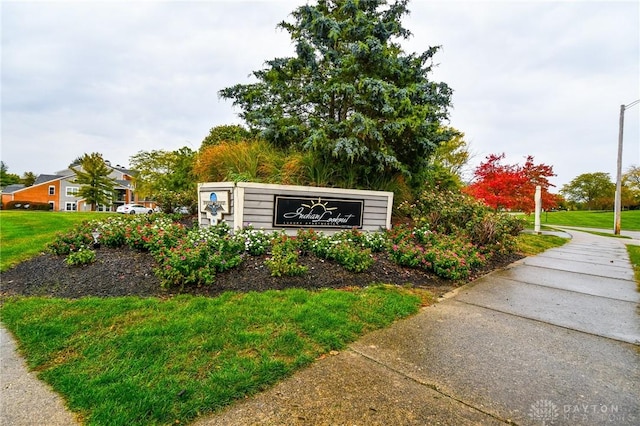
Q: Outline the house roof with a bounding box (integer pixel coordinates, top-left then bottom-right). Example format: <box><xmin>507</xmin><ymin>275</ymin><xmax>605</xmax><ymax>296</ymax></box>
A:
<box><xmin>115</xmin><ymin>179</ymin><xmax>133</xmax><ymax>188</ymax></box>
<box><xmin>1</xmin><ymin>184</ymin><xmax>26</xmax><ymax>194</ymax></box>
<box><xmin>34</xmin><ymin>174</ymin><xmax>65</xmax><ymax>185</ymax></box>
<box><xmin>115</xmin><ymin>167</ymin><xmax>136</xmax><ymax>176</ymax></box>
<box><xmin>3</xmin><ymin>164</ymin><xmax>137</xmax><ymax>196</ymax></box>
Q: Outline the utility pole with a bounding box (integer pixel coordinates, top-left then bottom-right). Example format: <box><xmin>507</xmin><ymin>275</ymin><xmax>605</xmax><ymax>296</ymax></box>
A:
<box><xmin>614</xmin><ymin>99</ymin><xmax>640</xmax><ymax>235</ymax></box>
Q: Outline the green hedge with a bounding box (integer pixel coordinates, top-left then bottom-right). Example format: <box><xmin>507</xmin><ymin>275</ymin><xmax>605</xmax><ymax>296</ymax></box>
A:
<box><xmin>4</xmin><ymin>201</ymin><xmax>52</xmax><ymax>211</ymax></box>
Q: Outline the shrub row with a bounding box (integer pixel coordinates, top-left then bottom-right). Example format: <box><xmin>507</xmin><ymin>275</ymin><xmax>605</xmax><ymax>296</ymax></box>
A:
<box><xmin>48</xmin><ymin>194</ymin><xmax>523</xmax><ymax>288</ymax></box>
<box><xmin>4</xmin><ymin>201</ymin><xmax>52</xmax><ymax>210</ymax></box>
<box><xmin>397</xmin><ymin>189</ymin><xmax>524</xmax><ymax>256</ymax></box>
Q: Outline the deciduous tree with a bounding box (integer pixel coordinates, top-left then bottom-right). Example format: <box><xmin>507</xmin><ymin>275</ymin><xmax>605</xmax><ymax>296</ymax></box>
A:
<box><xmin>421</xmin><ymin>128</ymin><xmax>471</xmax><ymax>190</ymax></box>
<box><xmin>219</xmin><ymin>0</ymin><xmax>454</xmax><ymax>188</ymax></box>
<box><xmin>464</xmin><ymin>153</ymin><xmax>557</xmax><ymax>213</ymax></box>
<box><xmin>129</xmin><ymin>147</ymin><xmax>196</xmax><ymax>213</ymax></box>
<box><xmin>622</xmin><ymin>165</ymin><xmax>640</xmax><ymax>208</ymax></box>
<box><xmin>560</xmin><ymin>172</ymin><xmax>615</xmax><ymax>210</ymax></box>
<box><xmin>200</xmin><ymin>124</ymin><xmax>253</xmax><ymax>151</ymax></box>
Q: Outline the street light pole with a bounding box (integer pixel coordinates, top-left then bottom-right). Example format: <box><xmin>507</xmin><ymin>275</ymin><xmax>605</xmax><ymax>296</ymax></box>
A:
<box><xmin>614</xmin><ymin>99</ymin><xmax>640</xmax><ymax>235</ymax></box>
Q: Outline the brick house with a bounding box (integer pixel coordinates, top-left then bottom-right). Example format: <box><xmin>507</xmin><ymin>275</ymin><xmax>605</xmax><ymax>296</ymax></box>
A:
<box><xmin>1</xmin><ymin>163</ymin><xmax>154</xmax><ymax>212</ymax></box>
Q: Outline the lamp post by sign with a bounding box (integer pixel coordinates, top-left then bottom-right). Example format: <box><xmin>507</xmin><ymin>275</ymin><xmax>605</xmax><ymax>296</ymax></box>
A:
<box><xmin>614</xmin><ymin>99</ymin><xmax>640</xmax><ymax>235</ymax></box>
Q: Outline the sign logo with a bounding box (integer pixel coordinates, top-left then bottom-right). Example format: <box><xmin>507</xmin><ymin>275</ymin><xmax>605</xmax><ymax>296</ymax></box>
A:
<box><xmin>202</xmin><ymin>191</ymin><xmax>229</xmax><ymax>224</ymax></box>
<box><xmin>273</xmin><ymin>196</ymin><xmax>363</xmax><ymax>228</ymax></box>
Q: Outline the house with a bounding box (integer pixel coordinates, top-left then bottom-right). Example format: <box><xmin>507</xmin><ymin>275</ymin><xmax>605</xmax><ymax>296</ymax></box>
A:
<box><xmin>1</xmin><ymin>163</ymin><xmax>154</xmax><ymax>212</ymax></box>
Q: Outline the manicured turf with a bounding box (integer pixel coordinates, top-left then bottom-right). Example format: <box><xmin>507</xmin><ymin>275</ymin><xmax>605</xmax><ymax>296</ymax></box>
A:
<box><xmin>523</xmin><ymin>209</ymin><xmax>640</xmax><ymax>231</ymax></box>
<box><xmin>626</xmin><ymin>245</ymin><xmax>640</xmax><ymax>290</ymax></box>
<box><xmin>0</xmin><ymin>287</ymin><xmax>425</xmax><ymax>425</ymax></box>
<box><xmin>0</xmin><ymin>211</ymin><xmax>113</xmax><ymax>271</ymax></box>
<box><xmin>516</xmin><ymin>233</ymin><xmax>568</xmax><ymax>256</ymax></box>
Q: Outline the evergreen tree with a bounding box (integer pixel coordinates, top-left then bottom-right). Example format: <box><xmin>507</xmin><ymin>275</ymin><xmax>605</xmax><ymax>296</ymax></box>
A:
<box><xmin>21</xmin><ymin>172</ymin><xmax>37</xmax><ymax>187</ymax></box>
<box><xmin>219</xmin><ymin>0</ymin><xmax>454</xmax><ymax>187</ymax></box>
<box><xmin>70</xmin><ymin>153</ymin><xmax>116</xmax><ymax>211</ymax></box>
<box><xmin>0</xmin><ymin>162</ymin><xmax>21</xmax><ymax>187</ymax></box>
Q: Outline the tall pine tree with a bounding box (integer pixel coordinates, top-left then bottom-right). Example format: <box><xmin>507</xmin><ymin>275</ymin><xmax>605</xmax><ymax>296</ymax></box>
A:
<box><xmin>219</xmin><ymin>0</ymin><xmax>454</xmax><ymax>187</ymax></box>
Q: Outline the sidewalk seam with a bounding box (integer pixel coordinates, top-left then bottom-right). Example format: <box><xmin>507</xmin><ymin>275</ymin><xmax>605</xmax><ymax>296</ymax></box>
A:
<box><xmin>532</xmin><ymin>254</ymin><xmax>633</xmax><ymax>271</ymax></box>
<box><xmin>347</xmin><ymin>347</ymin><xmax>518</xmax><ymax>426</ymax></box>
<box><xmin>477</xmin><ymin>275</ymin><xmax>640</xmax><ymax>304</ymax></box>
<box><xmin>453</xmin><ymin>299</ymin><xmax>640</xmax><ymax>346</ymax></box>
<box><xmin>520</xmin><ymin>261</ymin><xmax>635</xmax><ymax>281</ymax></box>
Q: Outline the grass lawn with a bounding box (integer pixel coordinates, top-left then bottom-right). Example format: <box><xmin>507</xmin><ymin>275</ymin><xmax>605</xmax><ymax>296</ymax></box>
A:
<box><xmin>626</xmin><ymin>245</ymin><xmax>640</xmax><ymax>291</ymax></box>
<box><xmin>516</xmin><ymin>233</ymin><xmax>568</xmax><ymax>256</ymax></box>
<box><xmin>0</xmin><ymin>211</ymin><xmax>114</xmax><ymax>271</ymax></box>
<box><xmin>1</xmin><ymin>288</ymin><xmax>425</xmax><ymax>425</ymax></box>
<box><xmin>521</xmin><ymin>209</ymin><xmax>640</xmax><ymax>231</ymax></box>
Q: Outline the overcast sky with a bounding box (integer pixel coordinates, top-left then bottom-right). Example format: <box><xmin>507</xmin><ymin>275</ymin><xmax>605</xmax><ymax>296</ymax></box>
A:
<box><xmin>1</xmin><ymin>0</ymin><xmax>638</xmax><ymax>189</ymax></box>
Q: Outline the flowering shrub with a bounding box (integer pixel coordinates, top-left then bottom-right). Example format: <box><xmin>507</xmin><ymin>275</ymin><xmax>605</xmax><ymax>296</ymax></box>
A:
<box><xmin>154</xmin><ymin>224</ymin><xmax>244</xmax><ymax>288</ymax></box>
<box><xmin>387</xmin><ymin>224</ymin><xmax>486</xmax><ymax>280</ymax></box>
<box><xmin>237</xmin><ymin>226</ymin><xmax>276</xmax><ymax>255</ymax></box>
<box><xmin>94</xmin><ymin>215</ymin><xmax>146</xmax><ymax>248</ymax></box>
<box><xmin>124</xmin><ymin>219</ymin><xmax>187</xmax><ymax>255</ymax></box>
<box><xmin>154</xmin><ymin>239</ymin><xmax>243</xmax><ymax>288</ymax></box>
<box><xmin>48</xmin><ymin>201</ymin><xmax>515</xmax><ymax>288</ymax></box>
<box><xmin>296</xmin><ymin>229</ymin><xmax>375</xmax><ymax>272</ymax></box>
<box><xmin>265</xmin><ymin>234</ymin><xmax>308</xmax><ymax>277</ymax></box>
<box><xmin>49</xmin><ymin>222</ymin><xmax>95</xmax><ymax>255</ymax></box>
<box><xmin>360</xmin><ymin>231</ymin><xmax>388</xmax><ymax>252</ymax></box>
<box><xmin>96</xmin><ymin>216</ymin><xmax>130</xmax><ymax>248</ymax></box>
<box><xmin>296</xmin><ymin>229</ymin><xmax>331</xmax><ymax>257</ymax></box>
<box><xmin>389</xmin><ymin>240</ymin><xmax>427</xmax><ymax>268</ymax></box>
<box><xmin>325</xmin><ymin>241</ymin><xmax>373</xmax><ymax>272</ymax></box>
<box><xmin>333</xmin><ymin>228</ymin><xmax>387</xmax><ymax>253</ymax></box>
<box><xmin>65</xmin><ymin>247</ymin><xmax>96</xmax><ymax>266</ymax></box>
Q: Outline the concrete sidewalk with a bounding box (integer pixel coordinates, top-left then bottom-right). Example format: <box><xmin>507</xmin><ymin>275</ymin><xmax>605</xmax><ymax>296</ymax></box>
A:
<box><xmin>2</xmin><ymin>229</ymin><xmax>639</xmax><ymax>425</ymax></box>
<box><xmin>196</xmin><ymin>229</ymin><xmax>640</xmax><ymax>425</ymax></box>
<box><xmin>0</xmin><ymin>326</ymin><xmax>80</xmax><ymax>425</ymax></box>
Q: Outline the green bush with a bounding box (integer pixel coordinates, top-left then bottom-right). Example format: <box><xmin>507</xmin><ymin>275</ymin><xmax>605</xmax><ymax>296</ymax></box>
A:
<box><xmin>397</xmin><ymin>189</ymin><xmax>524</xmax><ymax>258</ymax></box>
<box><xmin>466</xmin><ymin>212</ymin><xmax>524</xmax><ymax>255</ymax></box>
<box><xmin>265</xmin><ymin>234</ymin><xmax>308</xmax><ymax>277</ymax></box>
<box><xmin>48</xmin><ymin>222</ymin><xmax>95</xmax><ymax>255</ymax></box>
<box><xmin>5</xmin><ymin>201</ymin><xmax>52</xmax><ymax>210</ymax></box>
<box><xmin>387</xmin><ymin>224</ymin><xmax>486</xmax><ymax>280</ymax></box>
<box><xmin>65</xmin><ymin>247</ymin><xmax>96</xmax><ymax>266</ymax></box>
<box><xmin>154</xmin><ymin>224</ymin><xmax>244</xmax><ymax>288</ymax></box>
<box><xmin>324</xmin><ymin>241</ymin><xmax>373</xmax><ymax>273</ymax></box>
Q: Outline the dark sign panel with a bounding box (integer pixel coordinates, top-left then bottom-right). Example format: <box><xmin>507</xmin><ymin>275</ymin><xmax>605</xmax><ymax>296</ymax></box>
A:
<box><xmin>273</xmin><ymin>196</ymin><xmax>364</xmax><ymax>228</ymax></box>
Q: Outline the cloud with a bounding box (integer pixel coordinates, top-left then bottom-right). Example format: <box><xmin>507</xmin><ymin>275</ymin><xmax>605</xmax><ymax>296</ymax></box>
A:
<box><xmin>1</xmin><ymin>0</ymin><xmax>638</xmax><ymax>189</ymax></box>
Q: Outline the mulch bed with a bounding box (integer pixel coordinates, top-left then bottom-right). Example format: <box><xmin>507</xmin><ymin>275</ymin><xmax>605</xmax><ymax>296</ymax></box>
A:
<box><xmin>0</xmin><ymin>247</ymin><xmax>523</xmax><ymax>299</ymax></box>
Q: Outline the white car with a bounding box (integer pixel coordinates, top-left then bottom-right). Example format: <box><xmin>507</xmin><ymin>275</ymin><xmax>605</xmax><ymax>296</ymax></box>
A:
<box><xmin>116</xmin><ymin>204</ymin><xmax>153</xmax><ymax>214</ymax></box>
